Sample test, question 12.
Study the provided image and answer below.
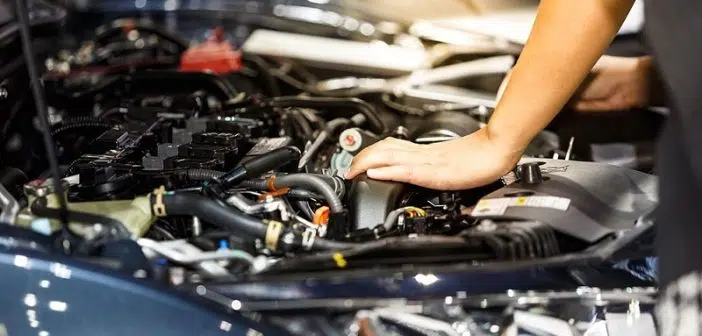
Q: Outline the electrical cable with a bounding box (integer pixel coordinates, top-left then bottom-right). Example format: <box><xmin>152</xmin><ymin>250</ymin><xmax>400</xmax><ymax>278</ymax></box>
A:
<box><xmin>50</xmin><ymin>117</ymin><xmax>113</xmax><ymax>138</ymax></box>
<box><xmin>15</xmin><ymin>0</ymin><xmax>71</xmax><ymax>239</ymax></box>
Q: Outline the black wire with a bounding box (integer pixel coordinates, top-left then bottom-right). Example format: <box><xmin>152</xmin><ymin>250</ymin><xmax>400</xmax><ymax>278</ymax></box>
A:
<box><xmin>15</xmin><ymin>0</ymin><xmax>71</xmax><ymax>237</ymax></box>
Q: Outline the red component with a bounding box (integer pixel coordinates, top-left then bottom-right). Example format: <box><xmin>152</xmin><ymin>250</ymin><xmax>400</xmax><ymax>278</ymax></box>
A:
<box><xmin>179</xmin><ymin>28</ymin><xmax>242</xmax><ymax>75</ymax></box>
<box><xmin>344</xmin><ymin>135</ymin><xmax>357</xmax><ymax>146</ymax></box>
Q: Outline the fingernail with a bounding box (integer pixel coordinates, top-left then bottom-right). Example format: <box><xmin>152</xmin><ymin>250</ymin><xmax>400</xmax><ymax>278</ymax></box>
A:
<box><xmin>344</xmin><ymin>171</ymin><xmax>351</xmax><ymax>179</ymax></box>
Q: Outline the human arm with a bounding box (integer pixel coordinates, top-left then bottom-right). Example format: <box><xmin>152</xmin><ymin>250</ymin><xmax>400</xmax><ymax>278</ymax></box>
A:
<box><xmin>345</xmin><ymin>0</ymin><xmax>636</xmax><ymax>189</ymax></box>
<box><xmin>486</xmin><ymin>0</ymin><xmax>636</xmax><ymax>151</ymax></box>
<box><xmin>574</xmin><ymin>55</ymin><xmax>666</xmax><ymax>111</ymax></box>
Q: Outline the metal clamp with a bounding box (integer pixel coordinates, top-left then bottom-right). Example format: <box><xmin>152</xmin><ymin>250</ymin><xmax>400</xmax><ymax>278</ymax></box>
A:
<box><xmin>152</xmin><ymin>186</ymin><xmax>167</xmax><ymax>217</ymax></box>
<box><xmin>264</xmin><ymin>220</ymin><xmax>284</xmax><ymax>251</ymax></box>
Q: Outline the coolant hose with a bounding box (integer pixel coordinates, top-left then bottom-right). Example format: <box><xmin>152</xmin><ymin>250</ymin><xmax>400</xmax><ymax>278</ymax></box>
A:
<box><xmin>157</xmin><ymin>192</ymin><xmax>356</xmax><ymax>251</ymax></box>
<box><xmin>185</xmin><ymin>170</ymin><xmax>327</xmax><ymax>199</ymax></box>
<box><xmin>238</xmin><ymin>174</ymin><xmax>344</xmax><ymax>213</ymax></box>
<box><xmin>160</xmin><ymin>192</ymin><xmax>268</xmax><ymax>237</ymax></box>
<box><xmin>270</xmin><ymin>96</ymin><xmax>386</xmax><ymax>135</ymax></box>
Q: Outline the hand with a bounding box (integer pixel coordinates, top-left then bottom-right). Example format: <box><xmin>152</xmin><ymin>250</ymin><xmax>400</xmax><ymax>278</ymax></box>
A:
<box><xmin>344</xmin><ymin>128</ymin><xmax>522</xmax><ymax>190</ymax></box>
<box><xmin>574</xmin><ymin>55</ymin><xmax>653</xmax><ymax>111</ymax></box>
<box><xmin>497</xmin><ymin>56</ymin><xmax>653</xmax><ymax>112</ymax></box>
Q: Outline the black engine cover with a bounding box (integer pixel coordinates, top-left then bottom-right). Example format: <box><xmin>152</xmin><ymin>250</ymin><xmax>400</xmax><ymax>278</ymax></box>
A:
<box><xmin>470</xmin><ymin>159</ymin><xmax>658</xmax><ymax>243</ymax></box>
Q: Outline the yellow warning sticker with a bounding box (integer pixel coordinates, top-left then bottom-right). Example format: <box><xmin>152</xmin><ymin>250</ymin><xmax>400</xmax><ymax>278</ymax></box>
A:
<box><xmin>471</xmin><ymin>196</ymin><xmax>571</xmax><ymax>216</ymax></box>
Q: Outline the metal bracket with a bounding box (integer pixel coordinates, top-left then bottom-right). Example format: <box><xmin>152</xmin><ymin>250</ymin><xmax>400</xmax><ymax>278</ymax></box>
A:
<box><xmin>0</xmin><ymin>183</ymin><xmax>19</xmax><ymax>225</ymax></box>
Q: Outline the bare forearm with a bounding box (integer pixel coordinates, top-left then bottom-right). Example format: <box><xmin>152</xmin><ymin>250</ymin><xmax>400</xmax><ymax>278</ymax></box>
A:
<box><xmin>487</xmin><ymin>0</ymin><xmax>635</xmax><ymax>151</ymax></box>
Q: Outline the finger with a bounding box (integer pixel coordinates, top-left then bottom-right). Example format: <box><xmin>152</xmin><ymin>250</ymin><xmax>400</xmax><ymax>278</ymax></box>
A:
<box><xmin>346</xmin><ymin>149</ymin><xmax>417</xmax><ymax>179</ymax></box>
<box><xmin>375</xmin><ymin>137</ymin><xmax>421</xmax><ymax>149</ymax></box>
<box><xmin>367</xmin><ymin>165</ymin><xmax>455</xmax><ymax>190</ymax></box>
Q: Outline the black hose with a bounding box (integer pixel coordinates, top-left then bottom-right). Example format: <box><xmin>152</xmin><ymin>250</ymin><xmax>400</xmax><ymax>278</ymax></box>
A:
<box><xmin>295</xmin><ymin>200</ymin><xmax>315</xmax><ymax>220</ymax></box>
<box><xmin>287</xmin><ymin>189</ymin><xmax>324</xmax><ymax>199</ymax></box>
<box><xmin>159</xmin><ymin>192</ymin><xmax>355</xmax><ymax>251</ymax></box>
<box><xmin>241</xmin><ymin>54</ymin><xmax>282</xmax><ymax>97</ymax></box>
<box><xmin>310</xmin><ymin>238</ymin><xmax>357</xmax><ymax>251</ymax></box>
<box><xmin>272</xmin><ymin>174</ymin><xmax>344</xmax><ymax>213</ymax></box>
<box><xmin>51</xmin><ymin>118</ymin><xmax>113</xmax><ymax>137</ymax></box>
<box><xmin>161</xmin><ymin>192</ymin><xmax>268</xmax><ymax>237</ymax></box>
<box><xmin>270</xmin><ymin>96</ymin><xmax>386</xmax><ymax>134</ymax></box>
<box><xmin>30</xmin><ymin>197</ymin><xmax>131</xmax><ymax>239</ymax></box>
<box><xmin>325</xmin><ymin>117</ymin><xmax>351</xmax><ymax>135</ymax></box>
<box><xmin>237</xmin><ymin>174</ymin><xmax>344</xmax><ymax>213</ymax></box>
<box><xmin>15</xmin><ymin>0</ymin><xmax>70</xmax><ymax>232</ymax></box>
<box><xmin>288</xmin><ymin>109</ymin><xmax>314</xmax><ymax>140</ymax></box>
<box><xmin>96</xmin><ymin>107</ymin><xmax>127</xmax><ymax>120</ymax></box>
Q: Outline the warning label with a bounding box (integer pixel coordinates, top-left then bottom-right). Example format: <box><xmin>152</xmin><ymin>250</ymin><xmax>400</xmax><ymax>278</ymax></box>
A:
<box><xmin>471</xmin><ymin>196</ymin><xmax>571</xmax><ymax>216</ymax></box>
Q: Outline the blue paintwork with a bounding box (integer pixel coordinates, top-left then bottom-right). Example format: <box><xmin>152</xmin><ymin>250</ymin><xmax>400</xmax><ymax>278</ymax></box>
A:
<box><xmin>209</xmin><ymin>263</ymin><xmax>644</xmax><ymax>304</ymax></box>
<box><xmin>0</xmin><ymin>246</ymin><xmax>289</xmax><ymax>336</ymax></box>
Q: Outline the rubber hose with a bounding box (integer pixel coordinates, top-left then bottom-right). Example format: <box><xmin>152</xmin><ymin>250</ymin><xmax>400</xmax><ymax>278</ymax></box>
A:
<box><xmin>161</xmin><ymin>192</ymin><xmax>355</xmax><ymax>251</ymax></box>
<box><xmin>288</xmin><ymin>109</ymin><xmax>314</xmax><ymax>140</ymax></box>
<box><xmin>241</xmin><ymin>54</ymin><xmax>282</xmax><ymax>97</ymax></box>
<box><xmin>295</xmin><ymin>199</ymin><xmax>315</xmax><ymax>220</ymax></box>
<box><xmin>287</xmin><ymin>189</ymin><xmax>324</xmax><ymax>200</ymax></box>
<box><xmin>161</xmin><ymin>192</ymin><xmax>268</xmax><ymax>238</ymax></box>
<box><xmin>238</xmin><ymin>174</ymin><xmax>344</xmax><ymax>212</ymax></box>
<box><xmin>274</xmin><ymin>174</ymin><xmax>343</xmax><ymax>213</ymax></box>
<box><xmin>270</xmin><ymin>96</ymin><xmax>386</xmax><ymax>134</ymax></box>
<box><xmin>383</xmin><ymin>208</ymin><xmax>408</xmax><ymax>231</ymax></box>
<box><xmin>309</xmin><ymin>237</ymin><xmax>357</xmax><ymax>251</ymax></box>
<box><xmin>325</xmin><ymin>117</ymin><xmax>351</xmax><ymax>135</ymax></box>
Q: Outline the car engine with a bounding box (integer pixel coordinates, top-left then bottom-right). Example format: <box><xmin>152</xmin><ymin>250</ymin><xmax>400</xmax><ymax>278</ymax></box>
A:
<box><xmin>1</xmin><ymin>17</ymin><xmax>656</xmax><ymax>287</ymax></box>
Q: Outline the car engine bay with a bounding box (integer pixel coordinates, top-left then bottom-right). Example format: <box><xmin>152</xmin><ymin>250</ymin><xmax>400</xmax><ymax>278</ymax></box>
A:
<box><xmin>0</xmin><ymin>13</ymin><xmax>657</xmax><ymax>280</ymax></box>
<box><xmin>0</xmin><ymin>3</ymin><xmax>661</xmax><ymax>334</ymax></box>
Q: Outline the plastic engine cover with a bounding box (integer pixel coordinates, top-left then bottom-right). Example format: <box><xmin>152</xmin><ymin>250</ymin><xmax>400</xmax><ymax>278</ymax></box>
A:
<box><xmin>470</xmin><ymin>158</ymin><xmax>658</xmax><ymax>243</ymax></box>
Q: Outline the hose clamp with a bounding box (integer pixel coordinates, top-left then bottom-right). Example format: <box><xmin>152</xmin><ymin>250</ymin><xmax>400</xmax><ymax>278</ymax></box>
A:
<box><xmin>264</xmin><ymin>220</ymin><xmax>284</xmax><ymax>251</ymax></box>
<box><xmin>266</xmin><ymin>176</ymin><xmax>278</xmax><ymax>192</ymax></box>
<box><xmin>302</xmin><ymin>229</ymin><xmax>316</xmax><ymax>251</ymax></box>
<box><xmin>152</xmin><ymin>186</ymin><xmax>167</xmax><ymax>217</ymax></box>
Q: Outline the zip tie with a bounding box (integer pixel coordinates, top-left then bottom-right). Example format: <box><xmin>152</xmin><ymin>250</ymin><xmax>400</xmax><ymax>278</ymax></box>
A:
<box><xmin>152</xmin><ymin>186</ymin><xmax>167</xmax><ymax>217</ymax></box>
<box><xmin>264</xmin><ymin>220</ymin><xmax>284</xmax><ymax>251</ymax></box>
